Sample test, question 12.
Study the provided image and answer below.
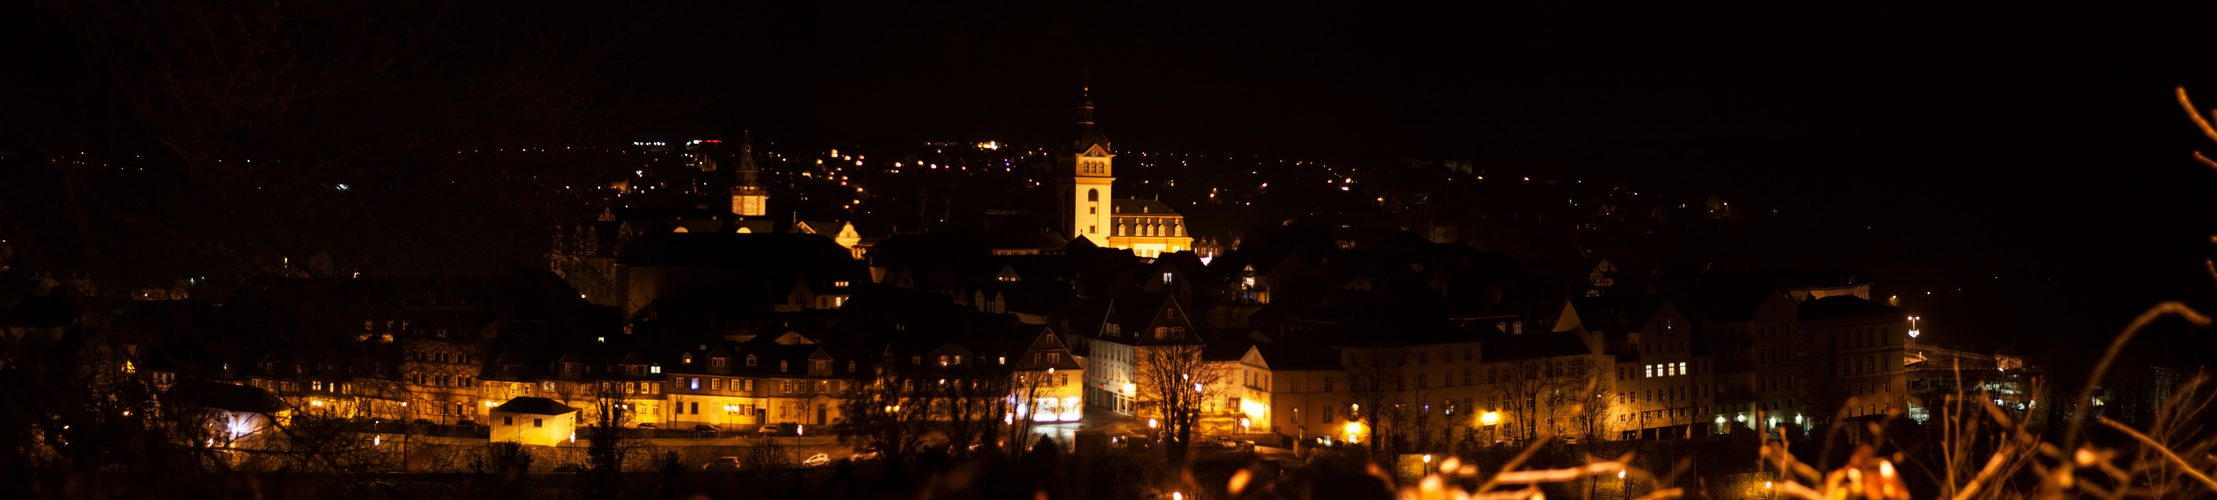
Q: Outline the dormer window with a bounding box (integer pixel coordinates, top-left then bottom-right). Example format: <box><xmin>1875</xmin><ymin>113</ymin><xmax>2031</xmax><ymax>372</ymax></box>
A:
<box><xmin>912</xmin><ymin>355</ymin><xmax>922</xmax><ymax>365</ymax></box>
<box><xmin>780</xmin><ymin>361</ymin><xmax>789</xmax><ymax>372</ymax></box>
<box><xmin>683</xmin><ymin>354</ymin><xmax>694</xmax><ymax>364</ymax></box>
<box><xmin>712</xmin><ymin>357</ymin><xmax>727</xmax><ymax>368</ymax></box>
<box><xmin>847</xmin><ymin>360</ymin><xmax>856</xmax><ymax>372</ymax></box>
<box><xmin>745</xmin><ymin>355</ymin><xmax>757</xmax><ymax>367</ymax></box>
<box><xmin>650</xmin><ymin>365</ymin><xmax>661</xmax><ymax>374</ymax></box>
<box><xmin>1163</xmin><ymin>272</ymin><xmax>1174</xmax><ymax>285</ymax></box>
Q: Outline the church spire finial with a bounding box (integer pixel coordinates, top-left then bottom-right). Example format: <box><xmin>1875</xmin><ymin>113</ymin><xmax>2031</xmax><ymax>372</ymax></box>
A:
<box><xmin>1077</xmin><ymin>72</ymin><xmax>1095</xmax><ymax>126</ymax></box>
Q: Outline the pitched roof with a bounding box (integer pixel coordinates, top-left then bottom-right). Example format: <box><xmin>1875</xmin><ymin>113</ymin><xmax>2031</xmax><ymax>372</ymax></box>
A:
<box><xmin>1570</xmin><ymin>294</ymin><xmax>1679</xmax><ymax>341</ymax></box>
<box><xmin>1480</xmin><ymin>330</ymin><xmax>1594</xmax><ymax>361</ymax></box>
<box><xmin>493</xmin><ymin>397</ymin><xmax>580</xmax><ymax>415</ymax></box>
<box><xmin>1254</xmin><ymin>343</ymin><xmax>1344</xmax><ymax>370</ymax></box>
<box><xmin>163</xmin><ymin>379</ymin><xmax>284</xmax><ymax>414</ymax></box>
<box><xmin>615</xmin><ymin>233</ymin><xmax>859</xmax><ymax>275</ymax></box>
<box><xmin>1111</xmin><ymin>198</ymin><xmax>1182</xmax><ymax>216</ymax></box>
<box><xmin>1798</xmin><ymin>295</ymin><xmax>1901</xmax><ymax>321</ymax></box>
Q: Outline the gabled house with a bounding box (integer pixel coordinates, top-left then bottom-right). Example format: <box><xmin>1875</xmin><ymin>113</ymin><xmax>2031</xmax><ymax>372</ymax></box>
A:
<box><xmin>1011</xmin><ymin>326</ymin><xmax>1085</xmax><ymax>422</ymax></box>
<box><xmin>1082</xmin><ymin>292</ymin><xmax>1201</xmax><ymax>414</ymax></box>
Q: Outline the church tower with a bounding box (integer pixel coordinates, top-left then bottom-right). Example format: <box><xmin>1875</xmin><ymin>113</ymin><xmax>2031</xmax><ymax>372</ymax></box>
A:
<box><xmin>730</xmin><ymin>131</ymin><xmax>768</xmax><ymax>217</ymax></box>
<box><xmin>1056</xmin><ymin>85</ymin><xmax>1114</xmax><ymax>246</ymax></box>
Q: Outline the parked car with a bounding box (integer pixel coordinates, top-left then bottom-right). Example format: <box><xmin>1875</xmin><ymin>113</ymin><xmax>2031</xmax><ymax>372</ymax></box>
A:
<box><xmin>455</xmin><ymin>420</ymin><xmax>480</xmax><ymax>428</ymax></box>
<box><xmin>411</xmin><ymin>419</ymin><xmax>434</xmax><ymax>426</ymax></box>
<box><xmin>702</xmin><ymin>456</ymin><xmax>741</xmax><ymax>471</ymax></box>
<box><xmin>636</xmin><ymin>423</ymin><xmax>657</xmax><ymax>429</ymax></box>
<box><xmin>693</xmin><ymin>424</ymin><xmax>720</xmax><ymax>432</ymax></box>
<box><xmin>757</xmin><ymin>424</ymin><xmax>783</xmax><ymax>435</ymax></box>
<box><xmin>850</xmin><ymin>449</ymin><xmax>881</xmax><ymax>462</ymax></box>
<box><xmin>802</xmin><ymin>453</ymin><xmax>831</xmax><ymax>467</ymax></box>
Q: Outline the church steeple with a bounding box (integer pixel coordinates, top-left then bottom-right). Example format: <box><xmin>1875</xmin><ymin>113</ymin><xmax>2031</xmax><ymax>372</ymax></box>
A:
<box><xmin>735</xmin><ymin>131</ymin><xmax>761</xmax><ymax>188</ymax></box>
<box><xmin>1055</xmin><ymin>76</ymin><xmax>1115</xmax><ymax>246</ymax></box>
<box><xmin>1068</xmin><ymin>79</ymin><xmax>1111</xmax><ymax>156</ymax></box>
<box><xmin>730</xmin><ymin>130</ymin><xmax>768</xmax><ymax>217</ymax></box>
<box><xmin>1078</xmin><ymin>76</ymin><xmax>1095</xmax><ymax>126</ymax></box>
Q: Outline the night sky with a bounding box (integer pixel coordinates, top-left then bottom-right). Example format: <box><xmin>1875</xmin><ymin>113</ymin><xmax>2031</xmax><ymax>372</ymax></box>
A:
<box><xmin>10</xmin><ymin>2</ymin><xmax>2217</xmax><ymax>352</ymax></box>
<box><xmin>638</xmin><ymin>2</ymin><xmax>2217</xmax><ymax>351</ymax></box>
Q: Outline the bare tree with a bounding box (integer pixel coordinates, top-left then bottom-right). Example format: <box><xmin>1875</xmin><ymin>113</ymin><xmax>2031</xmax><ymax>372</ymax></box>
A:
<box><xmin>1343</xmin><ymin>348</ymin><xmax>1407</xmax><ymax>456</ymax></box>
<box><xmin>1002</xmin><ymin>369</ymin><xmax>1054</xmax><ymax>452</ymax></box>
<box><xmin>1132</xmin><ymin>344</ymin><xmax>1229</xmax><ymax>461</ymax></box>
<box><xmin>582</xmin><ymin>380</ymin><xmax>646</xmax><ymax>499</ymax></box>
<box><xmin>1491</xmin><ymin>358</ymin><xmax>1553</xmax><ymax>445</ymax></box>
<box><xmin>933</xmin><ymin>363</ymin><xmax>1010</xmax><ymax>457</ymax></box>
<box><xmin>834</xmin><ymin>363</ymin><xmax>932</xmax><ymax>461</ymax></box>
<box><xmin>1558</xmin><ymin>356</ymin><xmax>1615</xmax><ymax>443</ymax></box>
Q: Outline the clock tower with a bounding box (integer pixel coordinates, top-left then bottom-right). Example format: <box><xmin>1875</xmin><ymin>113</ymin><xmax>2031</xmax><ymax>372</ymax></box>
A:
<box><xmin>730</xmin><ymin>131</ymin><xmax>768</xmax><ymax>217</ymax></box>
<box><xmin>1056</xmin><ymin>87</ymin><xmax>1114</xmax><ymax>246</ymax></box>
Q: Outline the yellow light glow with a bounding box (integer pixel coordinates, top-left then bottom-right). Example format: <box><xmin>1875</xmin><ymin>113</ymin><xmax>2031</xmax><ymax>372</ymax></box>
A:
<box><xmin>1345</xmin><ymin>422</ymin><xmax>1361</xmax><ymax>435</ymax></box>
<box><xmin>1480</xmin><ymin>411</ymin><xmax>1500</xmax><ymax>426</ymax></box>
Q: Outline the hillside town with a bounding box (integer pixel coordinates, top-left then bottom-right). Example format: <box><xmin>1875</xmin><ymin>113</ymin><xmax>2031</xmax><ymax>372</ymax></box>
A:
<box><xmin>0</xmin><ymin>92</ymin><xmax>2048</xmax><ymax>482</ymax></box>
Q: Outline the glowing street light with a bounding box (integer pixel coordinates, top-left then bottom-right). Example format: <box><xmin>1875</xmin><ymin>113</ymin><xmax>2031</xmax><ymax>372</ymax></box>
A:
<box><xmin>1148</xmin><ymin>418</ymin><xmax>1158</xmax><ymax>429</ymax></box>
<box><xmin>1480</xmin><ymin>411</ymin><xmax>1501</xmax><ymax>426</ymax></box>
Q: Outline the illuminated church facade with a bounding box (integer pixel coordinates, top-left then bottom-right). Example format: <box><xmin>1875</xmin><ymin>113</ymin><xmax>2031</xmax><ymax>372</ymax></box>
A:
<box><xmin>1054</xmin><ymin>90</ymin><xmax>1193</xmax><ymax>258</ymax></box>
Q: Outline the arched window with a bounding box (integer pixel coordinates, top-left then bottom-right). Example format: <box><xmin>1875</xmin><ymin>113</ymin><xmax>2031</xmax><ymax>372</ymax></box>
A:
<box><xmin>1117</xmin><ymin>224</ymin><xmax>1126</xmax><ymax>236</ymax></box>
<box><xmin>1087</xmin><ymin>189</ymin><xmax>1098</xmax><ymax>202</ymax></box>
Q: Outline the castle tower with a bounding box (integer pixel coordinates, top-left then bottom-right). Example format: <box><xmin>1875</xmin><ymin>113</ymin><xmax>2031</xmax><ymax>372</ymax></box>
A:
<box><xmin>1056</xmin><ymin>85</ymin><xmax>1114</xmax><ymax>246</ymax></box>
<box><xmin>730</xmin><ymin>131</ymin><xmax>768</xmax><ymax>217</ymax></box>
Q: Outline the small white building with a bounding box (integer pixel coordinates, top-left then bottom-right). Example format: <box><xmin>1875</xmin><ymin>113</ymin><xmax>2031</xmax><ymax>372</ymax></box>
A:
<box><xmin>489</xmin><ymin>397</ymin><xmax>580</xmax><ymax>446</ymax></box>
